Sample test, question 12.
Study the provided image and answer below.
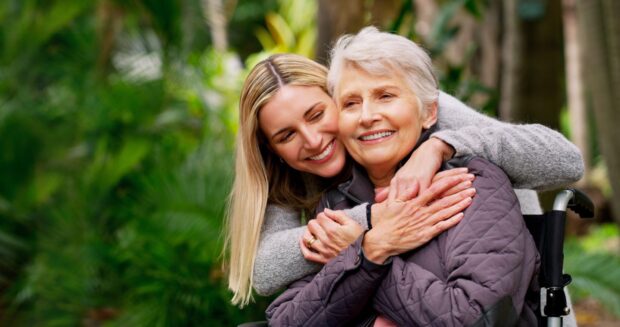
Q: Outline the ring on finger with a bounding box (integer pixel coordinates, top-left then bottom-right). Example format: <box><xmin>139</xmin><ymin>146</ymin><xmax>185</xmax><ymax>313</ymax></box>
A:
<box><xmin>306</xmin><ymin>237</ymin><xmax>318</xmax><ymax>248</ymax></box>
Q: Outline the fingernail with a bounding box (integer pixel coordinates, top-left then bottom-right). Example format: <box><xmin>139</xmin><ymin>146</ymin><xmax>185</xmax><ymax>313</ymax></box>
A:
<box><xmin>466</xmin><ymin>173</ymin><xmax>475</xmax><ymax>180</ymax></box>
<box><xmin>462</xmin><ymin>180</ymin><xmax>472</xmax><ymax>188</ymax></box>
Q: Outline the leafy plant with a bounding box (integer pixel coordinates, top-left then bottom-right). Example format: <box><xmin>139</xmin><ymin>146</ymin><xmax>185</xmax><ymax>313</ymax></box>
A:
<box><xmin>254</xmin><ymin>0</ymin><xmax>317</xmax><ymax>57</ymax></box>
<box><xmin>566</xmin><ymin>224</ymin><xmax>620</xmax><ymax>317</ymax></box>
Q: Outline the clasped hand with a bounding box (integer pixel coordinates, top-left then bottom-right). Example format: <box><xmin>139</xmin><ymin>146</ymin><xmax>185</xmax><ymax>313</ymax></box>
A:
<box><xmin>300</xmin><ymin>168</ymin><xmax>475</xmax><ymax>264</ymax></box>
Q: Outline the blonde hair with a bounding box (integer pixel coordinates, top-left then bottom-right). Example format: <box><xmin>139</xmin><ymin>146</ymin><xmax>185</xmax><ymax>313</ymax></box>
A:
<box><xmin>328</xmin><ymin>26</ymin><xmax>439</xmax><ymax>116</ymax></box>
<box><xmin>225</xmin><ymin>54</ymin><xmax>333</xmax><ymax>306</ymax></box>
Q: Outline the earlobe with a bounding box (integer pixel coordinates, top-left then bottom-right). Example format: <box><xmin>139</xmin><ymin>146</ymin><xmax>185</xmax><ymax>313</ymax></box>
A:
<box><xmin>423</xmin><ymin>102</ymin><xmax>438</xmax><ymax>128</ymax></box>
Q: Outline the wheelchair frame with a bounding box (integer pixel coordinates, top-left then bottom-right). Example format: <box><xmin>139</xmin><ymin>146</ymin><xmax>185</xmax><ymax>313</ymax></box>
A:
<box><xmin>525</xmin><ymin>189</ymin><xmax>594</xmax><ymax>327</ymax></box>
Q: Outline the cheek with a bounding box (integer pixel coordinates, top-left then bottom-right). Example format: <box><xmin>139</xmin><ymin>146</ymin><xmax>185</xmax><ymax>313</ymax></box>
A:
<box><xmin>323</xmin><ymin>110</ymin><xmax>340</xmax><ymax>133</ymax></box>
<box><xmin>338</xmin><ymin>114</ymin><xmax>355</xmax><ymax>137</ymax></box>
<box><xmin>272</xmin><ymin>143</ymin><xmax>297</xmax><ymax>162</ymax></box>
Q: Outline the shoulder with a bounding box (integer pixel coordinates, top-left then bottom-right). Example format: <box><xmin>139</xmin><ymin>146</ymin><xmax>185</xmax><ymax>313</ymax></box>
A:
<box><xmin>444</xmin><ymin>156</ymin><xmax>522</xmax><ymax>246</ymax></box>
<box><xmin>444</xmin><ymin>157</ymin><xmax>521</xmax><ymax>239</ymax></box>
<box><xmin>261</xmin><ymin>204</ymin><xmax>302</xmax><ymax>234</ymax></box>
<box><xmin>265</xmin><ymin>204</ymin><xmax>299</xmax><ymax>218</ymax></box>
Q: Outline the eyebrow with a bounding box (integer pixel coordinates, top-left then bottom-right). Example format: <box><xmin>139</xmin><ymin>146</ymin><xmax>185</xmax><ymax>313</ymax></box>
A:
<box><xmin>270</xmin><ymin>102</ymin><xmax>322</xmax><ymax>140</ymax></box>
<box><xmin>338</xmin><ymin>85</ymin><xmax>400</xmax><ymax>102</ymax></box>
<box><xmin>372</xmin><ymin>85</ymin><xmax>400</xmax><ymax>95</ymax></box>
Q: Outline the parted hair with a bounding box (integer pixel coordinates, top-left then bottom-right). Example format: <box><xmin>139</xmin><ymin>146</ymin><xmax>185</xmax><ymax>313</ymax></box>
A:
<box><xmin>225</xmin><ymin>53</ymin><xmax>335</xmax><ymax>306</ymax></box>
<box><xmin>328</xmin><ymin>26</ymin><xmax>439</xmax><ymax>117</ymax></box>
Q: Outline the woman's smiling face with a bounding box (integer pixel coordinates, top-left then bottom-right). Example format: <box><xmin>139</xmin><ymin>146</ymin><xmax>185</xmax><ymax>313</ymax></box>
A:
<box><xmin>258</xmin><ymin>85</ymin><xmax>346</xmax><ymax>178</ymax></box>
<box><xmin>335</xmin><ymin>64</ymin><xmax>437</xmax><ymax>185</ymax></box>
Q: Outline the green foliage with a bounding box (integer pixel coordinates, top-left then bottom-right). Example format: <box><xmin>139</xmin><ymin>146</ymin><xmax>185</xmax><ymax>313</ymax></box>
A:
<box><xmin>254</xmin><ymin>0</ymin><xmax>317</xmax><ymax>57</ymax></box>
<box><xmin>566</xmin><ymin>224</ymin><xmax>620</xmax><ymax>318</ymax></box>
<box><xmin>0</xmin><ymin>1</ymin><xmax>270</xmax><ymax>325</ymax></box>
<box><xmin>389</xmin><ymin>0</ymin><xmax>496</xmax><ymax>115</ymax></box>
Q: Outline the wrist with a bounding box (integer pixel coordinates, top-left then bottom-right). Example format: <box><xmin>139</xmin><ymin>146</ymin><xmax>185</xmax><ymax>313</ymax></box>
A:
<box><xmin>362</xmin><ymin>230</ymin><xmax>390</xmax><ymax>264</ymax></box>
<box><xmin>370</xmin><ymin>204</ymin><xmax>379</xmax><ymax>228</ymax></box>
<box><xmin>431</xmin><ymin>137</ymin><xmax>455</xmax><ymax>161</ymax></box>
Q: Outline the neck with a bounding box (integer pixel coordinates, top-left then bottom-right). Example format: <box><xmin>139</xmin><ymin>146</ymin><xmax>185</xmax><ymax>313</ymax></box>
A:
<box><xmin>367</xmin><ymin>166</ymin><xmax>396</xmax><ymax>188</ymax></box>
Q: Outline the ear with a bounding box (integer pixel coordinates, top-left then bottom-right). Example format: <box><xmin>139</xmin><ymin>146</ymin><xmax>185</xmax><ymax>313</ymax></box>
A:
<box><xmin>422</xmin><ymin>101</ymin><xmax>438</xmax><ymax>128</ymax></box>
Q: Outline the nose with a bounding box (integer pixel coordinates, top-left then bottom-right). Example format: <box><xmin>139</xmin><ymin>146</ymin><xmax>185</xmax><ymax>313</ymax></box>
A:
<box><xmin>300</xmin><ymin>126</ymin><xmax>322</xmax><ymax>150</ymax></box>
<box><xmin>359</xmin><ymin>101</ymin><xmax>379</xmax><ymax>128</ymax></box>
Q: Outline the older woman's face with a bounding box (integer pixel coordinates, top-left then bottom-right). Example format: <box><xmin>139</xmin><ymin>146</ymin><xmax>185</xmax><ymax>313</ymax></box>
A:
<box><xmin>336</xmin><ymin>65</ymin><xmax>435</xmax><ymax>184</ymax></box>
<box><xmin>258</xmin><ymin>85</ymin><xmax>346</xmax><ymax>178</ymax></box>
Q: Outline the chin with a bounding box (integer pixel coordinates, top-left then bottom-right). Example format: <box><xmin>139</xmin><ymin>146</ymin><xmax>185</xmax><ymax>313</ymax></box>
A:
<box><xmin>318</xmin><ymin>158</ymin><xmax>345</xmax><ymax>178</ymax></box>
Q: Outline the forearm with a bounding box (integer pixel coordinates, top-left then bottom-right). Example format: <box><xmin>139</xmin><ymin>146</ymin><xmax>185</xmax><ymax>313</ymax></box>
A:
<box><xmin>433</xmin><ymin>124</ymin><xmax>584</xmax><ymax>189</ymax></box>
<box><xmin>254</xmin><ymin>226</ymin><xmax>321</xmax><ymax>296</ymax></box>
<box><xmin>254</xmin><ymin>204</ymin><xmax>369</xmax><ymax>295</ymax></box>
<box><xmin>435</xmin><ymin>91</ymin><xmax>584</xmax><ymax>189</ymax></box>
<box><xmin>266</xmin><ymin>236</ymin><xmax>389</xmax><ymax>326</ymax></box>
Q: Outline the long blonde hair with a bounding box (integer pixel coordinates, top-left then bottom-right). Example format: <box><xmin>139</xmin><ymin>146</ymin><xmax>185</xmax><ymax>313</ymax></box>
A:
<box><xmin>225</xmin><ymin>54</ymin><xmax>333</xmax><ymax>306</ymax></box>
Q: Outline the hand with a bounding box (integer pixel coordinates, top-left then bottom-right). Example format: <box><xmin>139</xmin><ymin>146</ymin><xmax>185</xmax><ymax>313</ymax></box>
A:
<box><xmin>431</xmin><ymin>167</ymin><xmax>475</xmax><ymax>198</ymax></box>
<box><xmin>363</xmin><ymin>173</ymin><xmax>475</xmax><ymax>264</ymax></box>
<box><xmin>300</xmin><ymin>209</ymin><xmax>364</xmax><ymax>264</ymax></box>
<box><xmin>375</xmin><ymin>138</ymin><xmax>455</xmax><ymax>203</ymax></box>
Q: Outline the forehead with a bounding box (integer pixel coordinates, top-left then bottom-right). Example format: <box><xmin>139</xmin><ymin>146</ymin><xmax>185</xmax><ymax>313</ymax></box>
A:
<box><xmin>336</xmin><ymin>64</ymin><xmax>409</xmax><ymax>97</ymax></box>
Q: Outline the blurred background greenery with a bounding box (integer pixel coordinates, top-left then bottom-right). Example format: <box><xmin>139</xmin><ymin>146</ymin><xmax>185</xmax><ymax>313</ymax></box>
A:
<box><xmin>0</xmin><ymin>0</ymin><xmax>619</xmax><ymax>326</ymax></box>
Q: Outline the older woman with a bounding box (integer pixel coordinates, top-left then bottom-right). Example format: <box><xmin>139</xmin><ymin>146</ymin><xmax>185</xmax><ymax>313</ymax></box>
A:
<box><xmin>266</xmin><ymin>27</ymin><xmax>539</xmax><ymax>326</ymax></box>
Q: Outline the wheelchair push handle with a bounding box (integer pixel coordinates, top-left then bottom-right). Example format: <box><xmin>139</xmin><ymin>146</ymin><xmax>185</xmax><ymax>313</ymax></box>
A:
<box><xmin>552</xmin><ymin>189</ymin><xmax>594</xmax><ymax>218</ymax></box>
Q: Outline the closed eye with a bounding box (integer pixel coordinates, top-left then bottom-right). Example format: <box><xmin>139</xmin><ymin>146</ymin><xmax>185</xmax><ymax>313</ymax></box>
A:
<box><xmin>277</xmin><ymin>130</ymin><xmax>295</xmax><ymax>143</ymax></box>
<box><xmin>379</xmin><ymin>93</ymin><xmax>394</xmax><ymax>100</ymax></box>
<box><xmin>342</xmin><ymin>100</ymin><xmax>358</xmax><ymax>109</ymax></box>
<box><xmin>309</xmin><ymin>110</ymin><xmax>324</xmax><ymax>121</ymax></box>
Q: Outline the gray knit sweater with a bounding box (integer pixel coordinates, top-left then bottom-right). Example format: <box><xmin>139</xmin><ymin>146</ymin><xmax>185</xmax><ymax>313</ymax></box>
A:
<box><xmin>252</xmin><ymin>91</ymin><xmax>584</xmax><ymax>297</ymax></box>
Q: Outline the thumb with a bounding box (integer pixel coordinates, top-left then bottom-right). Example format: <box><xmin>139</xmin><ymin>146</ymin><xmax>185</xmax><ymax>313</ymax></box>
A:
<box><xmin>374</xmin><ymin>187</ymin><xmax>389</xmax><ymax>203</ymax></box>
<box><xmin>402</xmin><ymin>180</ymin><xmax>421</xmax><ymax>200</ymax></box>
<box><xmin>323</xmin><ymin>208</ymin><xmax>349</xmax><ymax>225</ymax></box>
<box><xmin>417</xmin><ymin>178</ymin><xmax>430</xmax><ymax>194</ymax></box>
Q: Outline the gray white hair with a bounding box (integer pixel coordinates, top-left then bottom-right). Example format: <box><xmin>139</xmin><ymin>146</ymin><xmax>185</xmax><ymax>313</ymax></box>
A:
<box><xmin>327</xmin><ymin>26</ymin><xmax>439</xmax><ymax>116</ymax></box>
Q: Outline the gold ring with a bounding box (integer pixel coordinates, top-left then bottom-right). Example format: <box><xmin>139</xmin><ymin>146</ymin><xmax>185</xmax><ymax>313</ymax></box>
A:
<box><xmin>306</xmin><ymin>237</ymin><xmax>317</xmax><ymax>248</ymax></box>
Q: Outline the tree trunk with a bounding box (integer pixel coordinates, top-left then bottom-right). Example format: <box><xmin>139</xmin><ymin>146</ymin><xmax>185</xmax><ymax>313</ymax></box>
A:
<box><xmin>316</xmin><ymin>0</ymin><xmax>365</xmax><ymax>64</ymax></box>
<box><xmin>576</xmin><ymin>0</ymin><xmax>620</xmax><ymax>222</ymax></box>
<box><xmin>96</xmin><ymin>0</ymin><xmax>123</xmax><ymax>79</ymax></box>
<box><xmin>499</xmin><ymin>0</ymin><xmax>522</xmax><ymax>121</ymax></box>
<box><xmin>478</xmin><ymin>0</ymin><xmax>501</xmax><ymax>92</ymax></box>
<box><xmin>520</xmin><ymin>0</ymin><xmax>566</xmax><ymax>129</ymax></box>
<box><xmin>203</xmin><ymin>0</ymin><xmax>227</xmax><ymax>52</ymax></box>
<box><xmin>562</xmin><ymin>0</ymin><xmax>590</xmax><ymax>185</ymax></box>
<box><xmin>315</xmin><ymin>0</ymin><xmax>401</xmax><ymax>64</ymax></box>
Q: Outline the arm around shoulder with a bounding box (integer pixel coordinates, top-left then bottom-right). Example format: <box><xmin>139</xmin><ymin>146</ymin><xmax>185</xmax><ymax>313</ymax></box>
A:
<box><xmin>434</xmin><ymin>92</ymin><xmax>584</xmax><ymax>189</ymax></box>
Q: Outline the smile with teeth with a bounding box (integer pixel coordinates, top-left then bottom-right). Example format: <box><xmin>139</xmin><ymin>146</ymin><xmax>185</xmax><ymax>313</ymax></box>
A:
<box><xmin>359</xmin><ymin>131</ymin><xmax>395</xmax><ymax>141</ymax></box>
<box><xmin>308</xmin><ymin>140</ymin><xmax>335</xmax><ymax>161</ymax></box>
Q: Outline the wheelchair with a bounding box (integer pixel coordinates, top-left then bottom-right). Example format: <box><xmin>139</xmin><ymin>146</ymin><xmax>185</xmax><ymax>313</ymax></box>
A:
<box><xmin>240</xmin><ymin>188</ymin><xmax>595</xmax><ymax>327</ymax></box>
<box><xmin>525</xmin><ymin>188</ymin><xmax>594</xmax><ymax>327</ymax></box>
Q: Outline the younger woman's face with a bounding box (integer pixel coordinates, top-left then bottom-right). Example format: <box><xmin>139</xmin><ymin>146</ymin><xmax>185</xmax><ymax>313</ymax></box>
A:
<box><xmin>258</xmin><ymin>85</ymin><xmax>346</xmax><ymax>178</ymax></box>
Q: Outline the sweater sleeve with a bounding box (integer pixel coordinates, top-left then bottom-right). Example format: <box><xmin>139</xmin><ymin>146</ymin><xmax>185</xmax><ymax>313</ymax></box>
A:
<box><xmin>266</xmin><ymin>236</ymin><xmax>390</xmax><ymax>326</ymax></box>
<box><xmin>371</xmin><ymin>158</ymin><xmax>539</xmax><ymax>326</ymax></box>
<box><xmin>432</xmin><ymin>91</ymin><xmax>584</xmax><ymax>190</ymax></box>
<box><xmin>253</xmin><ymin>204</ymin><xmax>369</xmax><ymax>296</ymax></box>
